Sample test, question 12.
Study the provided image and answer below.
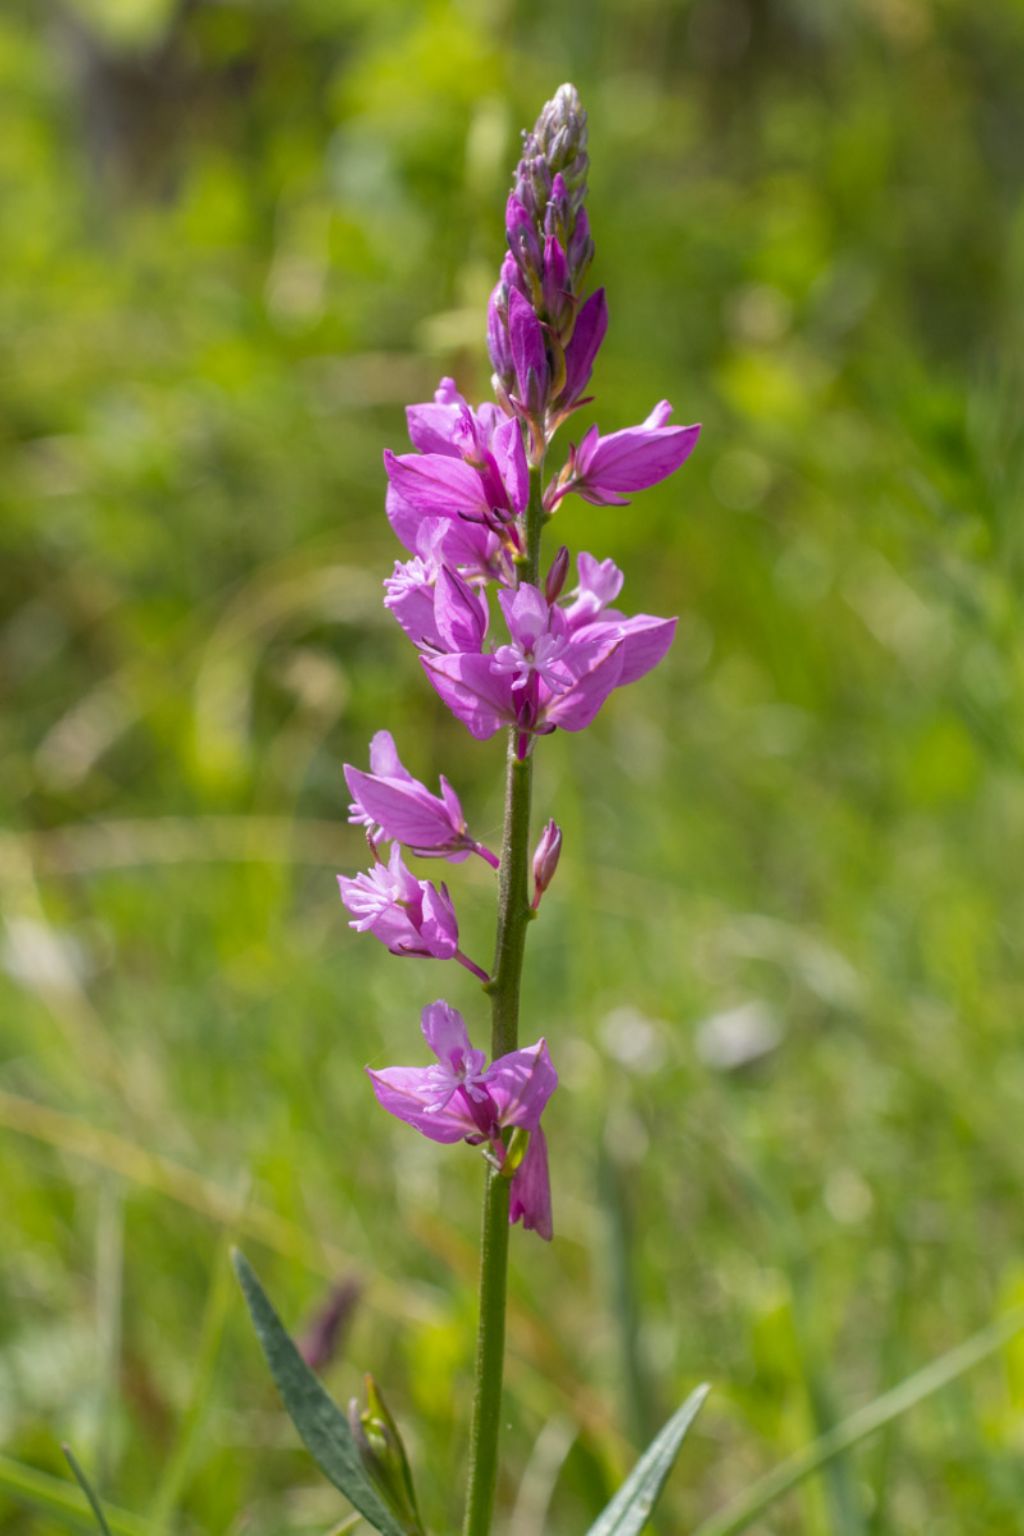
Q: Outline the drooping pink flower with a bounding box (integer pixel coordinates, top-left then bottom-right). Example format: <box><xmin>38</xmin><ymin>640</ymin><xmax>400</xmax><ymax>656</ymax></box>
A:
<box><xmin>551</xmin><ymin>401</ymin><xmax>701</xmax><ymax>508</ymax></box>
<box><xmin>508</xmin><ymin>1126</ymin><xmax>553</xmax><ymax>1240</ymax></box>
<box><xmin>368</xmin><ymin>1001</ymin><xmax>557</xmax><ymax>1238</ymax></box>
<box><xmin>338</xmin><ymin>845</ymin><xmax>489</xmax><ymax>980</ymax></box>
<box><xmin>344</xmin><ymin>731</ymin><xmax>498</xmax><ymax>868</ymax></box>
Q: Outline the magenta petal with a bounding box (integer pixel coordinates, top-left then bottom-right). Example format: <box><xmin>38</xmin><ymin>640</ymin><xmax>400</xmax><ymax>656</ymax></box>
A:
<box><xmin>343</xmin><ymin>768</ymin><xmax>460</xmax><ymax>851</ymax></box>
<box><xmin>405</xmin><ymin>380</ymin><xmax>469</xmax><ymax>456</ymax></box>
<box><xmin>434</xmin><ymin>566</ymin><xmax>489</xmax><ymax>654</ymax></box>
<box><xmin>508</xmin><ymin>1127</ymin><xmax>553</xmax><ymax>1240</ymax></box>
<box><xmin>561</xmin><ymin>287</ymin><xmax>607</xmax><ymax>405</ymax></box>
<box><xmin>488</xmin><ymin>283</ymin><xmax>512</xmax><ymax>378</ymax></box>
<box><xmin>367</xmin><ymin>1066</ymin><xmax>474</xmax><ymax>1143</ymax></box>
<box><xmin>576</xmin><ymin>614</ymin><xmax>677</xmax><ymax>686</ymax></box>
<box><xmin>420</xmin><ymin>999</ymin><xmax>473</xmax><ymax>1063</ymax></box>
<box><xmin>579</xmin><ymin>416</ymin><xmax>701</xmax><ymax>497</ymax></box>
<box><xmin>422</xmin><ymin>653</ymin><xmax>514</xmax><ymax>740</ymax></box>
<box><xmin>498</xmin><ymin>583</ymin><xmax>550</xmax><ymax>651</ymax></box>
<box><xmin>563</xmin><ymin>552</ymin><xmax>625</xmax><ymax>629</ymax></box>
<box><xmin>543</xmin><ymin>639</ymin><xmax>624</xmax><ymax>732</ymax></box>
<box><xmin>367</xmin><ymin>730</ymin><xmax>410</xmax><ymax>781</ymax></box>
<box><xmin>436</xmin><ymin>519</ymin><xmax>503</xmax><ymax>579</ymax></box>
<box><xmin>507</xmin><ymin>287</ymin><xmax>549</xmax><ymax>402</ymax></box>
<box><xmin>419</xmin><ymin>883</ymin><xmax>459</xmax><ymax>959</ymax></box>
<box><xmin>487</xmin><ymin>1039</ymin><xmax>558</xmax><ymax>1131</ymax></box>
<box><xmin>385</xmin><ymin>482</ymin><xmax>424</xmax><ymax>554</ymax></box>
<box><xmin>491</xmin><ymin>415</ymin><xmax>529</xmax><ymax>516</ymax></box>
<box><xmin>384</xmin><ymin>450</ymin><xmax>490</xmax><ymax>520</ymax></box>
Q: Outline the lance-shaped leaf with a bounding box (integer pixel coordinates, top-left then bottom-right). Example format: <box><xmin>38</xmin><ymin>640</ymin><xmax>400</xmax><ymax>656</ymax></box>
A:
<box><xmin>585</xmin><ymin>1383</ymin><xmax>710</xmax><ymax>1536</ymax></box>
<box><xmin>233</xmin><ymin>1250</ymin><xmax>408</xmax><ymax>1536</ymax></box>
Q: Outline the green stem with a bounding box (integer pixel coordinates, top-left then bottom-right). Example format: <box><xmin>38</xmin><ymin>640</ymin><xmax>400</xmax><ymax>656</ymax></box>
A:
<box><xmin>462</xmin><ymin>464</ymin><xmax>545</xmax><ymax>1536</ymax></box>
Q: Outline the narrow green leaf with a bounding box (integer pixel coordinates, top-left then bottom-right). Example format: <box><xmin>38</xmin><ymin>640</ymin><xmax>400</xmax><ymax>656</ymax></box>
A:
<box><xmin>233</xmin><ymin>1249</ymin><xmax>407</xmax><ymax>1536</ymax></box>
<box><xmin>0</xmin><ymin>1451</ymin><xmax>148</xmax><ymax>1536</ymax></box>
<box><xmin>585</xmin><ymin>1383</ymin><xmax>710</xmax><ymax>1536</ymax></box>
<box><xmin>62</xmin><ymin>1447</ymin><xmax>114</xmax><ymax>1536</ymax></box>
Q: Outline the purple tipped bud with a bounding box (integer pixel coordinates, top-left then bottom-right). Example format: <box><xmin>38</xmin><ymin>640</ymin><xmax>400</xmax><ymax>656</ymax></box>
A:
<box><xmin>532</xmin><ymin>818</ymin><xmax>563</xmax><ymax>907</ymax></box>
<box><xmin>505</xmin><ymin>84</ymin><xmax>592</xmax><ymax>318</ymax></box>
<box><xmin>567</xmin><ymin>205</ymin><xmax>594</xmax><ymax>288</ymax></box>
<box><xmin>506</xmin><ymin>194</ymin><xmax>543</xmax><ymax>288</ymax></box>
<box><xmin>544</xmin><ymin>545</ymin><xmax>571</xmax><ymax>604</ymax></box>
<box><xmin>542</xmin><ymin>235</ymin><xmax>572</xmax><ymax>332</ymax></box>
<box><xmin>558</xmin><ymin>286</ymin><xmax>607</xmax><ymax>410</ymax></box>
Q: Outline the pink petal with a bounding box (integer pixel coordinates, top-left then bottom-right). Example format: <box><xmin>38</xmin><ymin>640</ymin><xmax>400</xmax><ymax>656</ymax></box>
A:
<box><xmin>508</xmin><ymin>1127</ymin><xmax>553</xmax><ymax>1240</ymax></box>
<box><xmin>343</xmin><ymin>769</ymin><xmax>458</xmax><ymax>850</ymax></box>
<box><xmin>486</xmin><ymin>1039</ymin><xmax>558</xmax><ymax>1130</ymax></box>
<box><xmin>367</xmin><ymin>1066</ymin><xmax>473</xmax><ymax>1143</ymax></box>
<box><xmin>384</xmin><ymin>450</ymin><xmax>490</xmax><ymax>520</ymax></box>
<box><xmin>561</xmin><ymin>287</ymin><xmax>607</xmax><ymax>405</ymax></box>
<box><xmin>367</xmin><ymin>730</ymin><xmax>411</xmax><ymax>781</ymax></box>
<box><xmin>491</xmin><ymin>415</ymin><xmax>529</xmax><ymax>516</ymax></box>
<box><xmin>543</xmin><ymin>639</ymin><xmax>624</xmax><ymax>732</ymax></box>
<box><xmin>420</xmin><ymin>1000</ymin><xmax>473</xmax><ymax>1064</ymax></box>
<box><xmin>574</xmin><ymin>614</ymin><xmax>677</xmax><ymax>686</ymax></box>
<box><xmin>421</xmin><ymin>653</ymin><xmax>514</xmax><ymax>740</ymax></box>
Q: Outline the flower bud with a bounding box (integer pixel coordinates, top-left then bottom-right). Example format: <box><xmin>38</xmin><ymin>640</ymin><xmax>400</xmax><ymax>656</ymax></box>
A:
<box><xmin>348</xmin><ymin>1375</ymin><xmax>426</xmax><ymax>1536</ymax></box>
<box><xmin>544</xmin><ymin>545</ymin><xmax>571</xmax><ymax>604</ymax></box>
<box><xmin>531</xmin><ymin>818</ymin><xmax>563</xmax><ymax>907</ymax></box>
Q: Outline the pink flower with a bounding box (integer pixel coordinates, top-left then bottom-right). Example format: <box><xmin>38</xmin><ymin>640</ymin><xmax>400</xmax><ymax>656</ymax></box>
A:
<box><xmin>551</xmin><ymin>401</ymin><xmax>701</xmax><ymax>508</ymax></box>
<box><xmin>368</xmin><ymin>1001</ymin><xmax>558</xmax><ymax>1239</ymax></box>
<box><xmin>338</xmin><ymin>845</ymin><xmax>489</xmax><ymax>980</ymax></box>
<box><xmin>384</xmin><ymin>379</ymin><xmax>529</xmax><ymax>547</ymax></box>
<box><xmin>344</xmin><ymin>731</ymin><xmax>499</xmax><ymax>868</ymax></box>
<box><xmin>421</xmin><ymin>577</ymin><xmax>674</xmax><ymax>749</ymax></box>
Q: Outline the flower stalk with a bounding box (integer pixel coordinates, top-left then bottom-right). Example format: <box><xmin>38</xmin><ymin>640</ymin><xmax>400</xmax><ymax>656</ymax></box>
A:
<box><xmin>462</xmin><ymin>464</ymin><xmax>544</xmax><ymax>1536</ymax></box>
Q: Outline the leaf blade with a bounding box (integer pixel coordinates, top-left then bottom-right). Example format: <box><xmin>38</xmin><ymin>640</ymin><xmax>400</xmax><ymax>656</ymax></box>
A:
<box><xmin>233</xmin><ymin>1249</ymin><xmax>407</xmax><ymax>1536</ymax></box>
<box><xmin>585</xmin><ymin>1383</ymin><xmax>710</xmax><ymax>1536</ymax></box>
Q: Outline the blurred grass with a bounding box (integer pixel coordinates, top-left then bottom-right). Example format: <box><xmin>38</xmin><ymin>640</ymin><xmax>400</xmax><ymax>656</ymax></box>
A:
<box><xmin>2</xmin><ymin>0</ymin><xmax>1024</xmax><ymax>1532</ymax></box>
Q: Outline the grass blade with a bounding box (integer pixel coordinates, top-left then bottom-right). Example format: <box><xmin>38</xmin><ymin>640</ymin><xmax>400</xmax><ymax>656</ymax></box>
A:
<box><xmin>585</xmin><ymin>1384</ymin><xmax>710</xmax><ymax>1536</ymax></box>
<box><xmin>233</xmin><ymin>1249</ymin><xmax>406</xmax><ymax>1536</ymax></box>
<box><xmin>693</xmin><ymin>1304</ymin><xmax>1024</xmax><ymax>1536</ymax></box>
<box><xmin>0</xmin><ymin>1450</ymin><xmax>147</xmax><ymax>1536</ymax></box>
<box><xmin>62</xmin><ymin>1447</ymin><xmax>114</xmax><ymax>1536</ymax></box>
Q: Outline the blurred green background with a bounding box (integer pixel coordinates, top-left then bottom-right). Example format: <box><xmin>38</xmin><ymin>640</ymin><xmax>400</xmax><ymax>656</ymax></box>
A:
<box><xmin>3</xmin><ymin>0</ymin><xmax>1024</xmax><ymax>1532</ymax></box>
